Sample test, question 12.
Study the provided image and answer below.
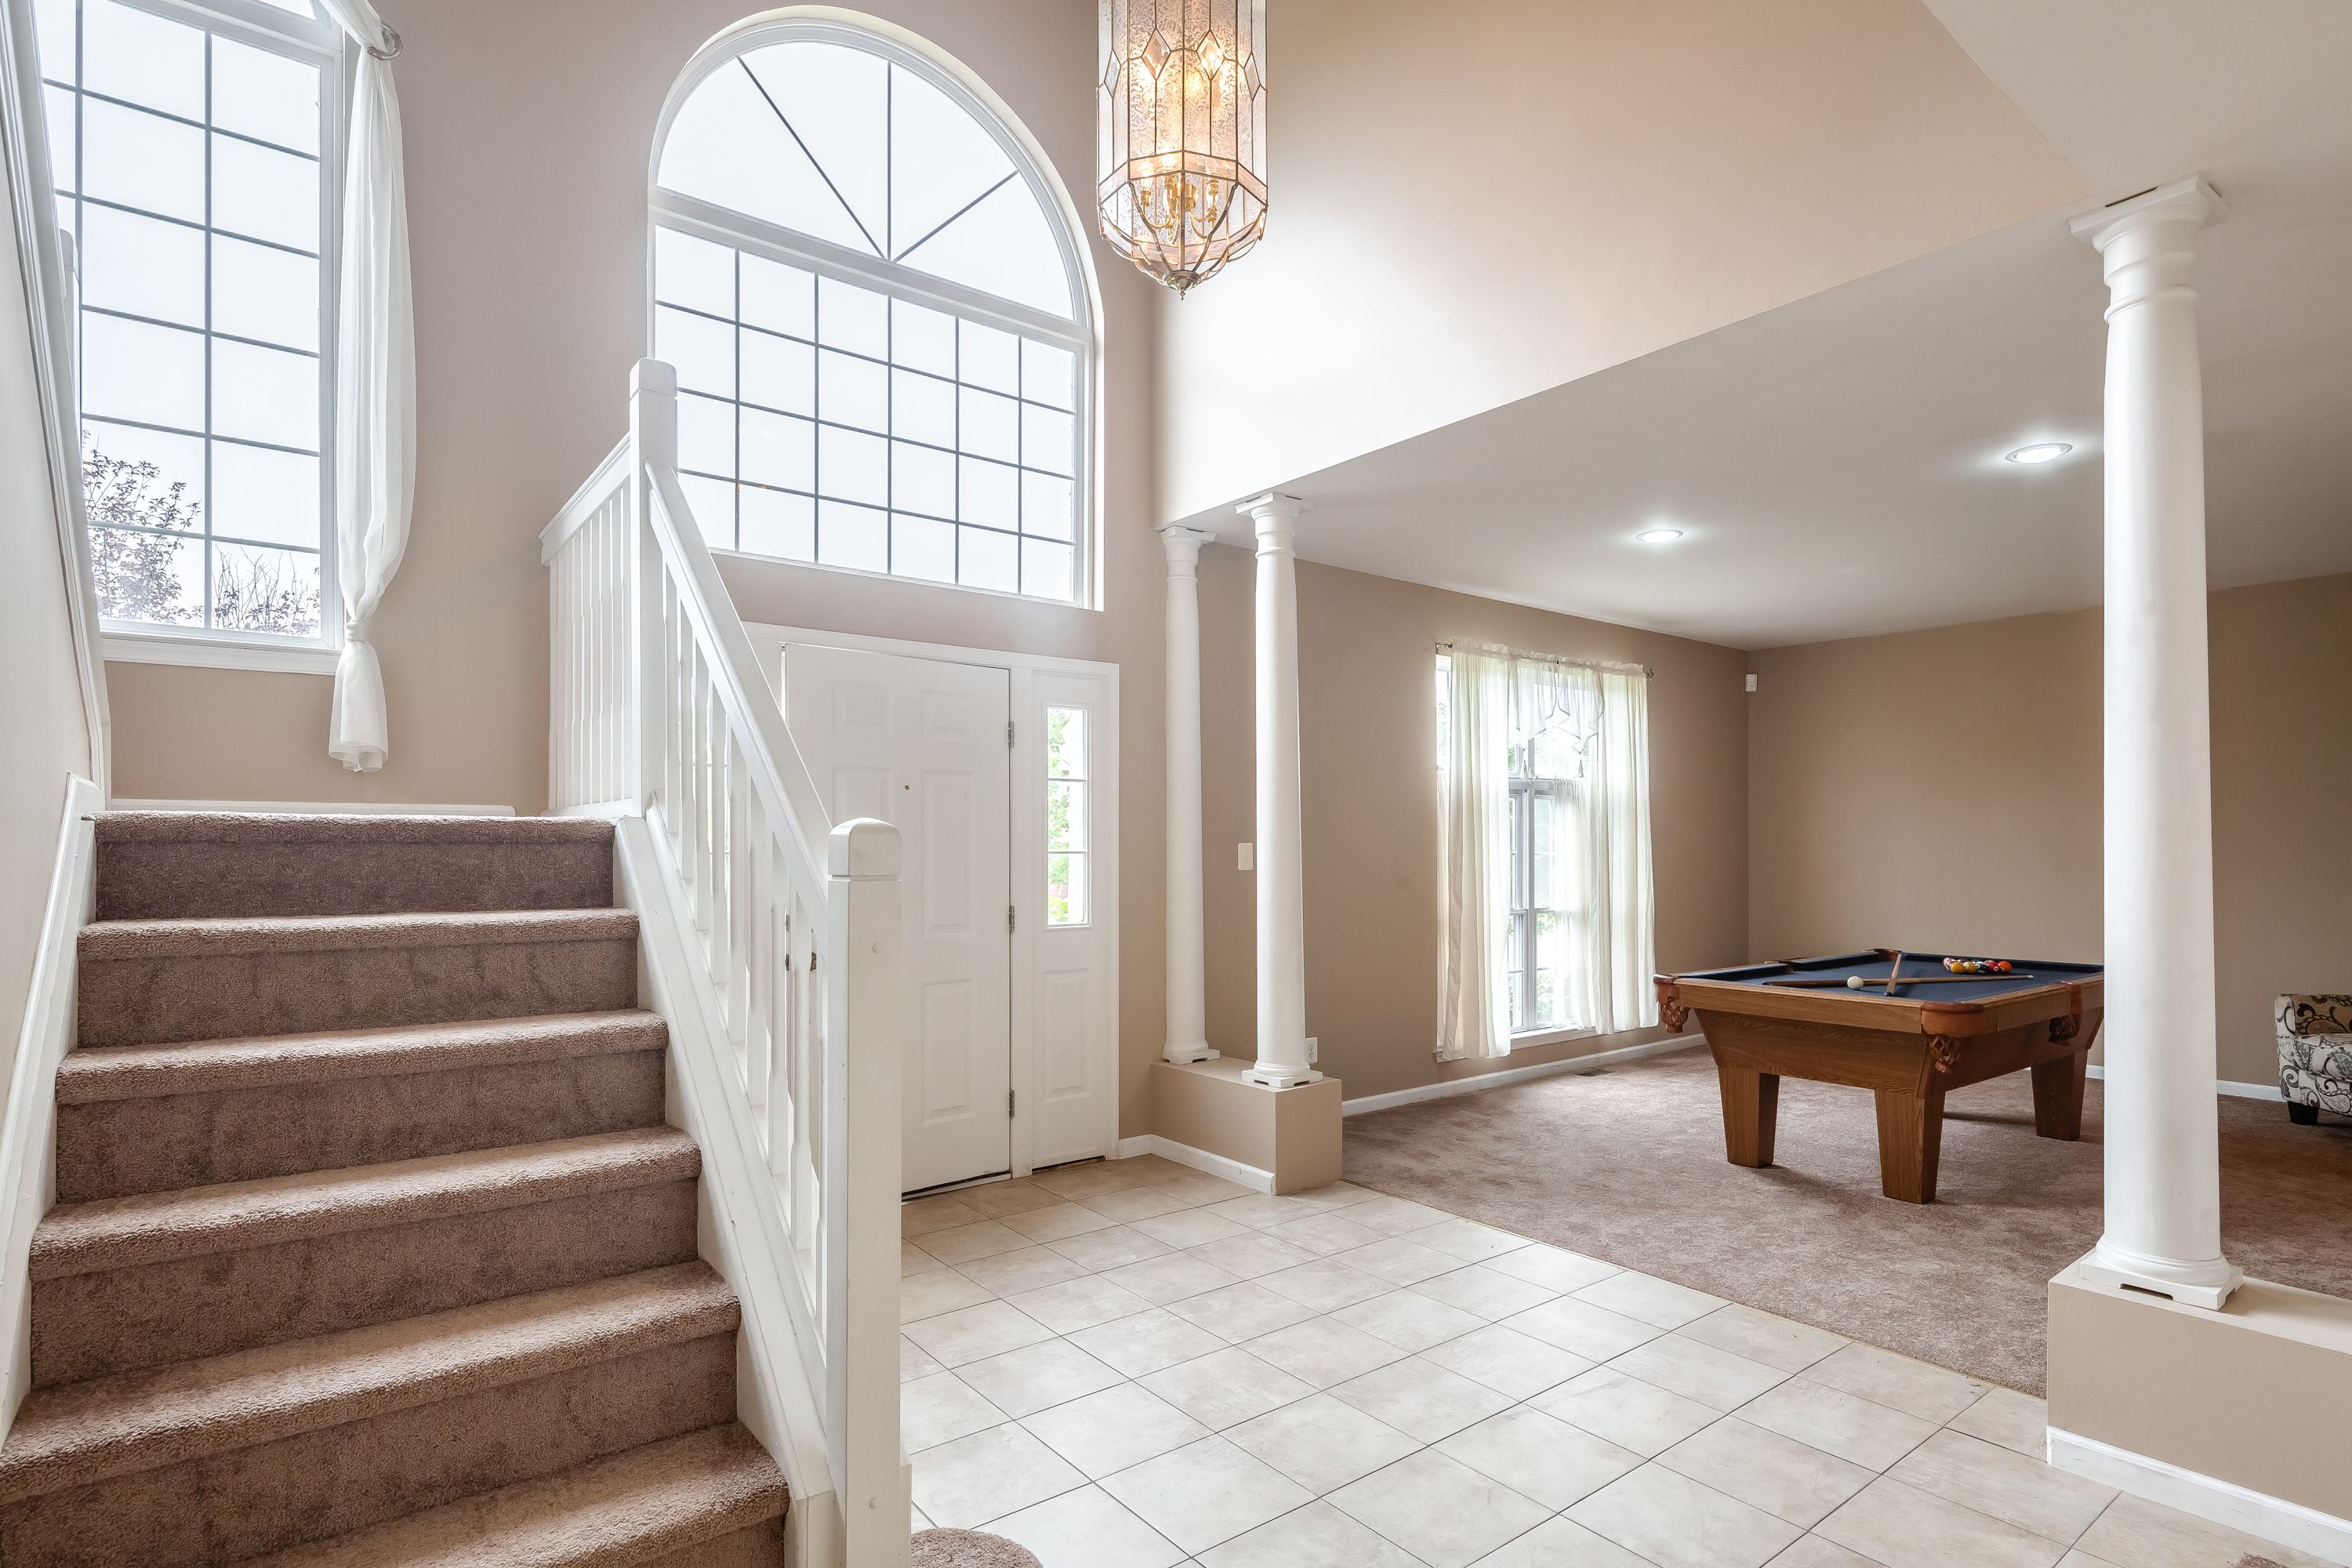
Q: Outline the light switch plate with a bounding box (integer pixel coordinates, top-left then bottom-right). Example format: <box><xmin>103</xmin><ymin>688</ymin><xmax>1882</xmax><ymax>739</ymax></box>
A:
<box><xmin>1238</xmin><ymin>843</ymin><xmax>1254</xmax><ymax>870</ymax></box>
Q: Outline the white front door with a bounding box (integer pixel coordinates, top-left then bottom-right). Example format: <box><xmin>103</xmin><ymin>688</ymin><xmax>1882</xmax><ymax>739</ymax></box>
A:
<box><xmin>785</xmin><ymin>644</ymin><xmax>1012</xmax><ymax>1194</ymax></box>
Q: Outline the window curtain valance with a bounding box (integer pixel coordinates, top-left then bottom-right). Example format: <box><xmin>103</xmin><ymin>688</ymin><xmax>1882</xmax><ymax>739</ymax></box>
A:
<box><xmin>318</xmin><ymin>2</ymin><xmax>415</xmax><ymax>772</ymax></box>
<box><xmin>1436</xmin><ymin>641</ymin><xmax>1655</xmax><ymax>1061</ymax></box>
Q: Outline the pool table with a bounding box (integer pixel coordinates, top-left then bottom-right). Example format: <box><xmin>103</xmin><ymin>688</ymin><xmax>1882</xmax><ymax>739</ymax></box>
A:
<box><xmin>1653</xmin><ymin>950</ymin><xmax>2103</xmax><ymax>1203</ymax></box>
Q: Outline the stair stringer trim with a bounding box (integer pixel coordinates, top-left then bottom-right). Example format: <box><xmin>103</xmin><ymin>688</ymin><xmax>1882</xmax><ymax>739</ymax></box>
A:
<box><xmin>0</xmin><ymin>775</ymin><xmax>100</xmax><ymax>1450</ymax></box>
<box><xmin>618</xmin><ymin>813</ymin><xmax>843</xmax><ymax>1568</ymax></box>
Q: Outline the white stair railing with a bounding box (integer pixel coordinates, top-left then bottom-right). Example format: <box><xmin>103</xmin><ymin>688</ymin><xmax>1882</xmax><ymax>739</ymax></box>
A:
<box><xmin>543</xmin><ymin>361</ymin><xmax>905</xmax><ymax>1568</ymax></box>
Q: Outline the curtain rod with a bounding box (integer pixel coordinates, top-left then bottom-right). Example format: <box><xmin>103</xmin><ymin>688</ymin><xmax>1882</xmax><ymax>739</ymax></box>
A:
<box><xmin>1436</xmin><ymin>640</ymin><xmax>1652</xmax><ymax>679</ymax></box>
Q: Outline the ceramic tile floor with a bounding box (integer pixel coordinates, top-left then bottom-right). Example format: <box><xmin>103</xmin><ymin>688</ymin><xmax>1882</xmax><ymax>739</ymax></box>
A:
<box><xmin>900</xmin><ymin>1154</ymin><xmax>2327</xmax><ymax>1568</ymax></box>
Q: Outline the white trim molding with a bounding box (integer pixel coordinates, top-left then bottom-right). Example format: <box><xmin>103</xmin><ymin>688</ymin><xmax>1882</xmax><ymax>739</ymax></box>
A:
<box><xmin>102</xmin><ymin>631</ymin><xmax>342</xmax><ymax>676</ymax></box>
<box><xmin>1343</xmin><ymin>1035</ymin><xmax>1705</xmax><ymax>1117</ymax></box>
<box><xmin>1114</xmin><ymin>1134</ymin><xmax>1274</xmax><ymax>1196</ymax></box>
<box><xmin>0</xmin><ymin>775</ymin><xmax>101</xmax><ymax>1447</ymax></box>
<box><xmin>2083</xmin><ymin>1065</ymin><xmax>2284</xmax><ymax>1103</ymax></box>
<box><xmin>2048</xmin><ymin>1428</ymin><xmax>2352</xmax><ymax>1566</ymax></box>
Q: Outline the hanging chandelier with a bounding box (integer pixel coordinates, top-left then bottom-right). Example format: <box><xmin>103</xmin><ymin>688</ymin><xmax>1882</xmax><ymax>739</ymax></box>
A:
<box><xmin>1098</xmin><ymin>0</ymin><xmax>1269</xmax><ymax>296</ymax></box>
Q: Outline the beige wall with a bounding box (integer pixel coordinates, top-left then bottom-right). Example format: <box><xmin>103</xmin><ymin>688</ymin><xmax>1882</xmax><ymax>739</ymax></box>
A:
<box><xmin>1155</xmin><ymin>0</ymin><xmax>2085</xmax><ymax>523</ymax></box>
<box><xmin>1</xmin><ymin>150</ymin><xmax>101</xmax><ymax>1087</ymax></box>
<box><xmin>1748</xmin><ymin>572</ymin><xmax>2352</xmax><ymax>1087</ymax></box>
<box><xmin>1196</xmin><ymin>548</ymin><xmax>1751</xmax><ymax>1104</ymax></box>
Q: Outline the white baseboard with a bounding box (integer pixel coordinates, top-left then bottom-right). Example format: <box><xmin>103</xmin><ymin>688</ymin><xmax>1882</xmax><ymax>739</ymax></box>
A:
<box><xmin>2048</xmin><ymin>1428</ymin><xmax>2352</xmax><ymax>1566</ymax></box>
<box><xmin>1341</xmin><ymin>1035</ymin><xmax>1708</xmax><ymax>1116</ymax></box>
<box><xmin>1114</xmin><ymin>1134</ymin><xmax>1274</xmax><ymax>1195</ymax></box>
<box><xmin>111</xmin><ymin>798</ymin><xmax>517</xmax><ymax>817</ymax></box>
<box><xmin>2083</xmin><ymin>1066</ymin><xmax>2283</xmax><ymax>1103</ymax></box>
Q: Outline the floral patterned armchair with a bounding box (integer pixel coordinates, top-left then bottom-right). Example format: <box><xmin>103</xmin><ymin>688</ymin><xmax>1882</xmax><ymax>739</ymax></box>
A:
<box><xmin>2277</xmin><ymin>995</ymin><xmax>2352</xmax><ymax>1124</ymax></box>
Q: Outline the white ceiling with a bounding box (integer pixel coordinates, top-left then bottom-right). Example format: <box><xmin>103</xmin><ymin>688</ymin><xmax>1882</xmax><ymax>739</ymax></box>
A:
<box><xmin>1171</xmin><ymin>1</ymin><xmax>2352</xmax><ymax>650</ymax></box>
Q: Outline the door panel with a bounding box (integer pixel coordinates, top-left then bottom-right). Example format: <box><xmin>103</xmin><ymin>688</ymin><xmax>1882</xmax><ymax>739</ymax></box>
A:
<box><xmin>786</xmin><ymin>644</ymin><xmax>1011</xmax><ymax>1193</ymax></box>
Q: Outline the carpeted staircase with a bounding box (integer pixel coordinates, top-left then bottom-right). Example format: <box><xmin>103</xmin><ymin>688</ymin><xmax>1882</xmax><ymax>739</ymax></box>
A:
<box><xmin>0</xmin><ymin>813</ymin><xmax>789</xmax><ymax>1565</ymax></box>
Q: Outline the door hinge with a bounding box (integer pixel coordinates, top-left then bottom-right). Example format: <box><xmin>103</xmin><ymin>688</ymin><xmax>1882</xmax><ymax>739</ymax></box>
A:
<box><xmin>1008</xmin><ymin>904</ymin><xmax>1016</xmax><ymax>933</ymax></box>
<box><xmin>1008</xmin><ymin>1089</ymin><xmax>1016</xmax><ymax>1118</ymax></box>
<box><xmin>1007</xmin><ymin>720</ymin><xmax>1015</xmax><ymax>749</ymax></box>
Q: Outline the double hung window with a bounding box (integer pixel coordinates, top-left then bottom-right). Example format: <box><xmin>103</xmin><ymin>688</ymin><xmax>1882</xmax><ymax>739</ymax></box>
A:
<box><xmin>650</xmin><ymin>24</ymin><xmax>1093</xmax><ymax>604</ymax></box>
<box><xmin>34</xmin><ymin>0</ymin><xmax>339</xmax><ymax>642</ymax></box>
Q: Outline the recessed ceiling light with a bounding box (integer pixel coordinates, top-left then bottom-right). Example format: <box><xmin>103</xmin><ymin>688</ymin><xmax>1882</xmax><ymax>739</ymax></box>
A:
<box><xmin>1636</xmin><ymin>528</ymin><xmax>1683</xmax><ymax>543</ymax></box>
<box><xmin>2006</xmin><ymin>442</ymin><xmax>2073</xmax><ymax>465</ymax></box>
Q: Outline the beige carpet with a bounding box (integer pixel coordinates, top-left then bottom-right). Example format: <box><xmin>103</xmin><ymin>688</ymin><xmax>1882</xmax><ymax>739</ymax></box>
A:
<box><xmin>1343</xmin><ymin>1044</ymin><xmax>2352</xmax><ymax>1395</ymax></box>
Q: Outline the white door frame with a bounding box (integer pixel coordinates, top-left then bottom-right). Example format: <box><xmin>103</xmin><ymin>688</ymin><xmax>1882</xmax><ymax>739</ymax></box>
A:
<box><xmin>749</xmin><ymin>622</ymin><xmax>1120</xmax><ymax>1178</ymax></box>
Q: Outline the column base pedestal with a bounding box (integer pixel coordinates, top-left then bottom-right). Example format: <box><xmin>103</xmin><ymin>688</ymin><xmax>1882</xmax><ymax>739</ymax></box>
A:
<box><xmin>2079</xmin><ymin>1240</ymin><xmax>2244</xmax><ymax>1312</ymax></box>
<box><xmin>1161</xmin><ymin>1044</ymin><xmax>1219</xmax><ymax>1065</ymax></box>
<box><xmin>1243</xmin><ymin>1064</ymin><xmax>1323</xmax><ymax>1090</ymax></box>
<box><xmin>2049</xmin><ymin>1258</ymin><xmax>2352</xmax><ymax>1560</ymax></box>
<box><xmin>1150</xmin><ymin>1058</ymin><xmax>1341</xmax><ymax>1194</ymax></box>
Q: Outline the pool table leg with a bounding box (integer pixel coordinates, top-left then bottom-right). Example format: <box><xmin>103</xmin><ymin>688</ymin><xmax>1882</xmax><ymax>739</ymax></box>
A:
<box><xmin>1718</xmin><ymin>1065</ymin><xmax>1780</xmax><ymax>1169</ymax></box>
<box><xmin>1874</xmin><ymin>1085</ymin><xmax>1947</xmax><ymax>1203</ymax></box>
<box><xmin>2031</xmin><ymin>1048</ymin><xmax>2090</xmax><ymax>1142</ymax></box>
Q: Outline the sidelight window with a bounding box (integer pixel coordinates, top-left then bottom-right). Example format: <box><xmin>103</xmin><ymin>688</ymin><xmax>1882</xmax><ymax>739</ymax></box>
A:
<box><xmin>1046</xmin><ymin>705</ymin><xmax>1089</xmax><ymax>925</ymax></box>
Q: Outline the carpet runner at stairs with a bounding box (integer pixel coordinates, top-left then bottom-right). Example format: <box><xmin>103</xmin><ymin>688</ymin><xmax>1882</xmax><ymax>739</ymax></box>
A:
<box><xmin>0</xmin><ymin>812</ymin><xmax>788</xmax><ymax>1566</ymax></box>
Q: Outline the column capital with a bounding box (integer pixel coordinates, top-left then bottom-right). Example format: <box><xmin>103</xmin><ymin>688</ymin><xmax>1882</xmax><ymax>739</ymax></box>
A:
<box><xmin>2069</xmin><ymin>175</ymin><xmax>2227</xmax><ymax>253</ymax></box>
<box><xmin>1157</xmin><ymin>524</ymin><xmax>1215</xmax><ymax>568</ymax></box>
<box><xmin>1235</xmin><ymin>492</ymin><xmax>1313</xmax><ymax>522</ymax></box>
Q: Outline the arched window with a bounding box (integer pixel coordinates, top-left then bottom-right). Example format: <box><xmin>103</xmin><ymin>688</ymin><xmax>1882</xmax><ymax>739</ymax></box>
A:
<box><xmin>650</xmin><ymin>19</ymin><xmax>1094</xmax><ymax>604</ymax></box>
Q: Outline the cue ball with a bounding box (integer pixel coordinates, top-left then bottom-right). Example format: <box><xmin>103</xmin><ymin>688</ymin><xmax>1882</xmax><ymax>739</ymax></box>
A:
<box><xmin>1848</xmin><ymin>975</ymin><xmax>1866</xmax><ymax>989</ymax></box>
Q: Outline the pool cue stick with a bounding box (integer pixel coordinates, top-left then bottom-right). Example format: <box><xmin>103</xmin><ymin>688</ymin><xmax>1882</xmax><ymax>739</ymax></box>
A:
<box><xmin>1882</xmin><ymin>950</ymin><xmax>1906</xmax><ymax>996</ymax></box>
<box><xmin>1762</xmin><ymin>975</ymin><xmax>2037</xmax><ymax>988</ymax></box>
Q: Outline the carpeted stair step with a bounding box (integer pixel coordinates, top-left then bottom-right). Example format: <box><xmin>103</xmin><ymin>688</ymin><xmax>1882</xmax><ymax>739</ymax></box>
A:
<box><xmin>31</xmin><ymin>1128</ymin><xmax>702</xmax><ymax>1386</ymax></box>
<box><xmin>93</xmin><ymin>811</ymin><xmax>617</xmax><ymax>921</ymax></box>
<box><xmin>236</xmin><ymin>1423</ymin><xmax>786</xmax><ymax>1568</ymax></box>
<box><xmin>0</xmin><ymin>1263</ymin><xmax>742</xmax><ymax>1566</ymax></box>
<box><xmin>54</xmin><ymin>1011</ymin><xmax>669</xmax><ymax>1201</ymax></box>
<box><xmin>75</xmin><ymin>908</ymin><xmax>640</xmax><ymax>1049</ymax></box>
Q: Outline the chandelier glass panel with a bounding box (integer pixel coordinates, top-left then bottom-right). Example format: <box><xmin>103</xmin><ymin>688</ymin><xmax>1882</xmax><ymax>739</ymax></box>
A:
<box><xmin>1098</xmin><ymin>0</ymin><xmax>1268</xmax><ymax>295</ymax></box>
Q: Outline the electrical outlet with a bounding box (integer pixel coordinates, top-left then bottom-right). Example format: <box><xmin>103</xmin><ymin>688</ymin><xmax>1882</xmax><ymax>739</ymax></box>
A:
<box><xmin>1744</xmin><ymin>673</ymin><xmax>1759</xmax><ymax>693</ymax></box>
<box><xmin>1238</xmin><ymin>843</ymin><xmax>1254</xmax><ymax>870</ymax></box>
<box><xmin>1306</xmin><ymin>1036</ymin><xmax>1319</xmax><ymax>1064</ymax></box>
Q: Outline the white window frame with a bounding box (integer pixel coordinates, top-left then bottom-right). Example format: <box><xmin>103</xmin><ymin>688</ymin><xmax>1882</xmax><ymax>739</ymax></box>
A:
<box><xmin>20</xmin><ymin>0</ymin><xmax>347</xmax><ymax>673</ymax></box>
<box><xmin>647</xmin><ymin>16</ymin><xmax>1102</xmax><ymax>609</ymax></box>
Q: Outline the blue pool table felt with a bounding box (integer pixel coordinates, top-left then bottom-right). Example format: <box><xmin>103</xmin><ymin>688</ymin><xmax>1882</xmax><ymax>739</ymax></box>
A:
<box><xmin>1679</xmin><ymin>950</ymin><xmax>2103</xmax><ymax>1007</ymax></box>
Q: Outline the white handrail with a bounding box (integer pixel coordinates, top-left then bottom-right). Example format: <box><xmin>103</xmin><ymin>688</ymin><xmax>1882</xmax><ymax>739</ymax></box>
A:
<box><xmin>542</xmin><ymin>361</ymin><xmax>905</xmax><ymax>1568</ymax></box>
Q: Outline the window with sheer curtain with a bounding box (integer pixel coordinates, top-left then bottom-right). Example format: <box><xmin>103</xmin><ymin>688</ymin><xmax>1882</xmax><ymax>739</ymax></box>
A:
<box><xmin>1436</xmin><ymin>645</ymin><xmax>1657</xmax><ymax>1060</ymax></box>
<box><xmin>34</xmin><ymin>0</ymin><xmax>339</xmax><ymax>641</ymax></box>
<box><xmin>650</xmin><ymin>25</ymin><xmax>1091</xmax><ymax>604</ymax></box>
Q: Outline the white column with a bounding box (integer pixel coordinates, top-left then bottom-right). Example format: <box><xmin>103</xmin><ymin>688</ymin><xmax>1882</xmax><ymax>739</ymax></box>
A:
<box><xmin>1160</xmin><ymin>525</ymin><xmax>1218</xmax><ymax>1064</ymax></box>
<box><xmin>2071</xmin><ymin>176</ymin><xmax>2240</xmax><ymax>1311</ymax></box>
<box><xmin>1238</xmin><ymin>494</ymin><xmax>1321</xmax><ymax>1089</ymax></box>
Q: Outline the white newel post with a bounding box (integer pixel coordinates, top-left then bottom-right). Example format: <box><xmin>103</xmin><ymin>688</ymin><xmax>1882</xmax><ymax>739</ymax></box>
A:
<box><xmin>1238</xmin><ymin>495</ymin><xmax>1322</xmax><ymax>1090</ymax></box>
<box><xmin>630</xmin><ymin>358</ymin><xmax>676</xmax><ymax>815</ymax></box>
<box><xmin>2071</xmin><ymin>176</ymin><xmax>2241</xmax><ymax>1312</ymax></box>
<box><xmin>826</xmin><ymin>818</ymin><xmax>909</xmax><ymax>1564</ymax></box>
<box><xmin>1160</xmin><ymin>525</ymin><xmax>1218</xmax><ymax>1064</ymax></box>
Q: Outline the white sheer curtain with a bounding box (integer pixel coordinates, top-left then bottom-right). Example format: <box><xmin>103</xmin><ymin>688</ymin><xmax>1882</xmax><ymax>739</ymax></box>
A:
<box><xmin>1436</xmin><ymin>646</ymin><xmax>1512</xmax><ymax>1060</ymax></box>
<box><xmin>318</xmin><ymin>2</ymin><xmax>415</xmax><ymax>773</ymax></box>
<box><xmin>1439</xmin><ymin>645</ymin><xmax>1655</xmax><ymax>1056</ymax></box>
<box><xmin>1594</xmin><ymin>666</ymin><xmax>1656</xmax><ymax>1031</ymax></box>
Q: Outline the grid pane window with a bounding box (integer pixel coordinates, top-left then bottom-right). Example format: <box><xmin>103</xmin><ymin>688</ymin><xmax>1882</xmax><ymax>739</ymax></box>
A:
<box><xmin>1046</xmin><ymin>706</ymin><xmax>1088</xmax><ymax>925</ymax></box>
<box><xmin>39</xmin><ymin>0</ymin><xmax>332</xmax><ymax>637</ymax></box>
<box><xmin>658</xmin><ymin>225</ymin><xmax>1081</xmax><ymax>601</ymax></box>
